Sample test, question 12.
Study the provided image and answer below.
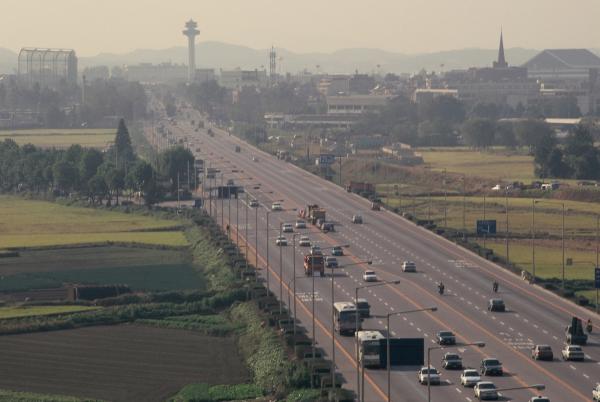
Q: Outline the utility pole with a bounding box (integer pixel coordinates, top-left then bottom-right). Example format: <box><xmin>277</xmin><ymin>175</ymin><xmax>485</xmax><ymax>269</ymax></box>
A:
<box><xmin>532</xmin><ymin>199</ymin><xmax>536</xmax><ymax>283</ymax></box>
<box><xmin>505</xmin><ymin>190</ymin><xmax>509</xmax><ymax>265</ymax></box>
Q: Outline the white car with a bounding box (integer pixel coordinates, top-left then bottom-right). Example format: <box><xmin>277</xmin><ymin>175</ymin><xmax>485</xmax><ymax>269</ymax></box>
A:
<box><xmin>275</xmin><ymin>235</ymin><xmax>287</xmax><ymax>246</ymax></box>
<box><xmin>460</xmin><ymin>369</ymin><xmax>481</xmax><ymax>387</ymax></box>
<box><xmin>299</xmin><ymin>236</ymin><xmax>311</xmax><ymax>247</ymax></box>
<box><xmin>492</xmin><ymin>184</ymin><xmax>502</xmax><ymax>191</ymax></box>
<box><xmin>417</xmin><ymin>366</ymin><xmax>440</xmax><ymax>385</ymax></box>
<box><xmin>593</xmin><ymin>383</ymin><xmax>600</xmax><ymax>401</ymax></box>
<box><xmin>474</xmin><ymin>381</ymin><xmax>498</xmax><ymax>400</ymax></box>
<box><xmin>363</xmin><ymin>270</ymin><xmax>377</xmax><ymax>282</ymax></box>
<box><xmin>402</xmin><ymin>261</ymin><xmax>417</xmax><ymax>272</ymax></box>
<box><xmin>561</xmin><ymin>344</ymin><xmax>585</xmax><ymax>361</ymax></box>
<box><xmin>295</xmin><ymin>220</ymin><xmax>306</xmax><ymax>229</ymax></box>
<box><xmin>271</xmin><ymin>202</ymin><xmax>282</xmax><ymax>211</ymax></box>
<box><xmin>282</xmin><ymin>223</ymin><xmax>294</xmax><ymax>233</ymax></box>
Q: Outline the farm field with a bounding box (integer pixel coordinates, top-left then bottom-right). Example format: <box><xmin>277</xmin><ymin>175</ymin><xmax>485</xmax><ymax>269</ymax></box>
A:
<box><xmin>0</xmin><ymin>305</ymin><xmax>98</xmax><ymax>320</ymax></box>
<box><xmin>0</xmin><ymin>325</ymin><xmax>249</xmax><ymax>402</ymax></box>
<box><xmin>418</xmin><ymin>148</ymin><xmax>536</xmax><ymax>181</ymax></box>
<box><xmin>385</xmin><ymin>196</ymin><xmax>600</xmax><ymax>238</ymax></box>
<box><xmin>0</xmin><ymin>246</ymin><xmax>203</xmax><ymax>294</ymax></box>
<box><xmin>0</xmin><ymin>128</ymin><xmax>115</xmax><ymax>148</ymax></box>
<box><xmin>0</xmin><ymin>196</ymin><xmax>188</xmax><ymax>248</ymax></box>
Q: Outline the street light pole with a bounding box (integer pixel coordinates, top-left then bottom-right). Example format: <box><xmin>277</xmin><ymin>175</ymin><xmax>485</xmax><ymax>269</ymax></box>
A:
<box><xmin>532</xmin><ymin>199</ymin><xmax>536</xmax><ymax>283</ymax></box>
<box><xmin>255</xmin><ymin>202</ymin><xmax>258</xmax><ymax>282</ymax></box>
<box><xmin>505</xmin><ymin>190</ymin><xmax>509</xmax><ymax>265</ymax></box>
<box><xmin>266</xmin><ymin>211</ymin><xmax>270</xmax><ymax>293</ymax></box>
<box><xmin>385</xmin><ymin>307</ymin><xmax>437</xmax><ymax>402</ymax></box>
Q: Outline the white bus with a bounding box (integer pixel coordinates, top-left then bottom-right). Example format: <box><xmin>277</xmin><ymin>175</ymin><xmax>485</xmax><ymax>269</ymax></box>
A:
<box><xmin>334</xmin><ymin>302</ymin><xmax>361</xmax><ymax>335</ymax></box>
<box><xmin>356</xmin><ymin>330</ymin><xmax>385</xmax><ymax>368</ymax></box>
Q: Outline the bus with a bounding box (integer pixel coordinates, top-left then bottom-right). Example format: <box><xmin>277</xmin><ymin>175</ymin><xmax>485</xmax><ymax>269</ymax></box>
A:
<box><xmin>333</xmin><ymin>302</ymin><xmax>361</xmax><ymax>335</ymax></box>
<box><xmin>356</xmin><ymin>330</ymin><xmax>385</xmax><ymax>368</ymax></box>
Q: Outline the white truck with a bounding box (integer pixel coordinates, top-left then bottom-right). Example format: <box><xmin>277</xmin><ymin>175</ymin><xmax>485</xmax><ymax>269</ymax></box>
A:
<box><xmin>356</xmin><ymin>330</ymin><xmax>385</xmax><ymax>368</ymax></box>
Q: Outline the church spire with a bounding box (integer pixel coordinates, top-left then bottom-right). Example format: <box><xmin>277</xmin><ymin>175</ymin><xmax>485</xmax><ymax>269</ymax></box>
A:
<box><xmin>494</xmin><ymin>29</ymin><xmax>508</xmax><ymax>68</ymax></box>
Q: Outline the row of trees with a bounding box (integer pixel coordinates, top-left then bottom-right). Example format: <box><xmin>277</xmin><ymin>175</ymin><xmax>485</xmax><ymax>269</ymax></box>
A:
<box><xmin>0</xmin><ymin>119</ymin><xmax>195</xmax><ymax>204</ymax></box>
<box><xmin>0</xmin><ymin>77</ymin><xmax>147</xmax><ymax>128</ymax></box>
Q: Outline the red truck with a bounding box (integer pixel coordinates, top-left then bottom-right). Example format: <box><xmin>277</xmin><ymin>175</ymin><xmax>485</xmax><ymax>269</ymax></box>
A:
<box><xmin>304</xmin><ymin>254</ymin><xmax>325</xmax><ymax>276</ymax></box>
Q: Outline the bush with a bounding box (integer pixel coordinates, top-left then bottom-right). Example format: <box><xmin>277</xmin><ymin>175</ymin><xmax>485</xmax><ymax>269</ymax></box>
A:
<box><xmin>285</xmin><ymin>389</ymin><xmax>322</xmax><ymax>402</ymax></box>
<box><xmin>170</xmin><ymin>383</ymin><xmax>263</xmax><ymax>402</ymax></box>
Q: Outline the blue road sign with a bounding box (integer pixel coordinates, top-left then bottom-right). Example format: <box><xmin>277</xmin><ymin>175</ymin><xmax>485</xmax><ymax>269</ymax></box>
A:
<box><xmin>476</xmin><ymin>220</ymin><xmax>497</xmax><ymax>236</ymax></box>
<box><xmin>595</xmin><ymin>267</ymin><xmax>600</xmax><ymax>289</ymax></box>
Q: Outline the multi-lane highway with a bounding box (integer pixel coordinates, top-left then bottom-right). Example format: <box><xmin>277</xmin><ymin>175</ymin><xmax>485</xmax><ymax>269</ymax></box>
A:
<box><xmin>157</xmin><ymin>107</ymin><xmax>599</xmax><ymax>402</ymax></box>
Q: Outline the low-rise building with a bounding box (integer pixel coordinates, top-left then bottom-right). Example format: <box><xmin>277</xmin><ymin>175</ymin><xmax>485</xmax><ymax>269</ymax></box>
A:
<box><xmin>326</xmin><ymin>95</ymin><xmax>391</xmax><ymax>114</ymax></box>
<box><xmin>220</xmin><ymin>68</ymin><xmax>267</xmax><ymax>89</ymax></box>
<box><xmin>381</xmin><ymin>143</ymin><xmax>424</xmax><ymax>165</ymax></box>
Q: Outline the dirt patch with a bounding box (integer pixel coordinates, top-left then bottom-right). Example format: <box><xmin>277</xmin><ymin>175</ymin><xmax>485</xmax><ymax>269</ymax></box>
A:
<box><xmin>0</xmin><ymin>324</ymin><xmax>249</xmax><ymax>402</ymax></box>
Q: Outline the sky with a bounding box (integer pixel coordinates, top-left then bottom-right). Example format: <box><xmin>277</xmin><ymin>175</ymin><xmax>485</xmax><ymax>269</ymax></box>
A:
<box><xmin>1</xmin><ymin>0</ymin><xmax>599</xmax><ymax>56</ymax></box>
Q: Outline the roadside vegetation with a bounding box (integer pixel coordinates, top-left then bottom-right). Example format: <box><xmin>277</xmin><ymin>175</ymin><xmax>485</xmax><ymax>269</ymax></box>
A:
<box><xmin>0</xmin><ymin>305</ymin><xmax>98</xmax><ymax>320</ymax></box>
<box><xmin>0</xmin><ymin>128</ymin><xmax>116</xmax><ymax>149</ymax></box>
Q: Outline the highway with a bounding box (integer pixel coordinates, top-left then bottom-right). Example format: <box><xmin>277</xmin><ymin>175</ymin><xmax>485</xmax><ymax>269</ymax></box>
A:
<box><xmin>155</xmin><ymin>108</ymin><xmax>599</xmax><ymax>402</ymax></box>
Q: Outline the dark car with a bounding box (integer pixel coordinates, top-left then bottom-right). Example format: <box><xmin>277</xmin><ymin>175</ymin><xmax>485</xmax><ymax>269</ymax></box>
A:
<box><xmin>531</xmin><ymin>345</ymin><xmax>554</xmax><ymax>361</ymax></box>
<box><xmin>354</xmin><ymin>298</ymin><xmax>371</xmax><ymax>318</ymax></box>
<box><xmin>488</xmin><ymin>299</ymin><xmax>506</xmax><ymax>312</ymax></box>
<box><xmin>332</xmin><ymin>246</ymin><xmax>344</xmax><ymax>256</ymax></box>
<box><xmin>480</xmin><ymin>358</ymin><xmax>503</xmax><ymax>376</ymax></box>
<box><xmin>436</xmin><ymin>331</ymin><xmax>456</xmax><ymax>345</ymax></box>
<box><xmin>442</xmin><ymin>353</ymin><xmax>463</xmax><ymax>370</ymax></box>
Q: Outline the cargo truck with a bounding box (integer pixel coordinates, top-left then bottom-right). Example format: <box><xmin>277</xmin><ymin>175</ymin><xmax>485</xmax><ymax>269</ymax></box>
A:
<box><xmin>346</xmin><ymin>181</ymin><xmax>376</xmax><ymax>195</ymax></box>
<box><xmin>566</xmin><ymin>316</ymin><xmax>588</xmax><ymax>345</ymax></box>
<box><xmin>299</xmin><ymin>204</ymin><xmax>326</xmax><ymax>225</ymax></box>
<box><xmin>304</xmin><ymin>254</ymin><xmax>325</xmax><ymax>276</ymax></box>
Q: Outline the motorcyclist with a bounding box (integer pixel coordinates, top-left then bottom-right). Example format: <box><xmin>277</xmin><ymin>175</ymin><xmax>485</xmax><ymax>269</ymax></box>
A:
<box><xmin>586</xmin><ymin>319</ymin><xmax>593</xmax><ymax>334</ymax></box>
<box><xmin>493</xmin><ymin>281</ymin><xmax>499</xmax><ymax>293</ymax></box>
<box><xmin>438</xmin><ymin>281</ymin><xmax>445</xmax><ymax>295</ymax></box>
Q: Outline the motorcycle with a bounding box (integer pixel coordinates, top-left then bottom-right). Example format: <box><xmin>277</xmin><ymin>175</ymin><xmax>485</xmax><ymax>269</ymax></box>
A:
<box><xmin>587</xmin><ymin>321</ymin><xmax>593</xmax><ymax>334</ymax></box>
<box><xmin>493</xmin><ymin>282</ymin><xmax>499</xmax><ymax>293</ymax></box>
<box><xmin>438</xmin><ymin>284</ymin><xmax>445</xmax><ymax>295</ymax></box>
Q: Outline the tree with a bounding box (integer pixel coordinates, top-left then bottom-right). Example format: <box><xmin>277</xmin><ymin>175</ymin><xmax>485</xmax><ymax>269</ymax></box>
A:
<box><xmin>53</xmin><ymin>160</ymin><xmax>79</xmax><ymax>193</ymax></box>
<box><xmin>514</xmin><ymin>120</ymin><xmax>553</xmax><ymax>152</ymax></box>
<box><xmin>87</xmin><ymin>174</ymin><xmax>108</xmax><ymax>204</ymax></box>
<box><xmin>419</xmin><ymin>95</ymin><xmax>466</xmax><ymax>125</ymax></box>
<box><xmin>104</xmin><ymin>168</ymin><xmax>125</xmax><ymax>204</ymax></box>
<box><xmin>127</xmin><ymin>159</ymin><xmax>155</xmax><ymax>198</ymax></box>
<box><xmin>565</xmin><ymin>125</ymin><xmax>594</xmax><ymax>156</ymax></box>
<box><xmin>79</xmin><ymin>148</ymin><xmax>104</xmax><ymax>188</ymax></box>
<box><xmin>545</xmin><ymin>148</ymin><xmax>569</xmax><ymax>178</ymax></box>
<box><xmin>158</xmin><ymin>146</ymin><xmax>194</xmax><ymax>192</ymax></box>
<box><xmin>495</xmin><ymin>122</ymin><xmax>517</xmax><ymax>148</ymax></box>
<box><xmin>461</xmin><ymin>118</ymin><xmax>496</xmax><ymax>149</ymax></box>
<box><xmin>113</xmin><ymin>119</ymin><xmax>134</xmax><ymax>169</ymax></box>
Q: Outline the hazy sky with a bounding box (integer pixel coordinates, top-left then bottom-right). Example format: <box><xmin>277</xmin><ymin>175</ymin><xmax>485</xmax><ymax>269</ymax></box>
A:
<box><xmin>2</xmin><ymin>0</ymin><xmax>599</xmax><ymax>56</ymax></box>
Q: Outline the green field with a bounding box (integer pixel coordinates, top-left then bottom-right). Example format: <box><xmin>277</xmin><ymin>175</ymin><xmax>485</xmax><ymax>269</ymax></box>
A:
<box><xmin>0</xmin><ymin>128</ymin><xmax>115</xmax><ymax>148</ymax></box>
<box><xmin>0</xmin><ymin>305</ymin><xmax>98</xmax><ymax>320</ymax></box>
<box><xmin>418</xmin><ymin>148</ymin><xmax>535</xmax><ymax>181</ymax></box>
<box><xmin>0</xmin><ymin>196</ymin><xmax>188</xmax><ymax>248</ymax></box>
<box><xmin>0</xmin><ymin>264</ymin><xmax>204</xmax><ymax>292</ymax></box>
<box><xmin>386</xmin><ymin>196</ymin><xmax>600</xmax><ymax>238</ymax></box>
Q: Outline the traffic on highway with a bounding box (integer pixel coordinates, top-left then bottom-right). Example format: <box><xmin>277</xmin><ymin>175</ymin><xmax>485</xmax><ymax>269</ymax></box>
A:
<box><xmin>152</xmin><ymin>104</ymin><xmax>599</xmax><ymax>402</ymax></box>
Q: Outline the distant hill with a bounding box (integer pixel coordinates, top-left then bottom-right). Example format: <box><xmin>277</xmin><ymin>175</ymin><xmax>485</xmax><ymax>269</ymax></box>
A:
<box><xmin>1</xmin><ymin>42</ymin><xmax>598</xmax><ymax>76</ymax></box>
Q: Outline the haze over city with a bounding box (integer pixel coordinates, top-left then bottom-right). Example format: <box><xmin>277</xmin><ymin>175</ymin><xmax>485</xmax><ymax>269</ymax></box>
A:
<box><xmin>1</xmin><ymin>0</ymin><xmax>600</xmax><ymax>56</ymax></box>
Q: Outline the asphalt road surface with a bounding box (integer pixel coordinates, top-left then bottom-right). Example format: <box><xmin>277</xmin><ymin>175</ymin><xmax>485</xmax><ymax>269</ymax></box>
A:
<box><xmin>156</xmin><ymin>107</ymin><xmax>599</xmax><ymax>402</ymax></box>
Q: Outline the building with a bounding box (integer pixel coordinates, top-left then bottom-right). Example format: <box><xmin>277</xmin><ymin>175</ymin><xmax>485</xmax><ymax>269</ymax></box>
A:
<box><xmin>219</xmin><ymin>68</ymin><xmax>267</xmax><ymax>89</ymax></box>
<box><xmin>381</xmin><ymin>143</ymin><xmax>424</xmax><ymax>165</ymax></box>
<box><xmin>441</xmin><ymin>33</ymin><xmax>538</xmax><ymax>108</ymax></box>
<box><xmin>413</xmin><ymin>88</ymin><xmax>458</xmax><ymax>104</ymax></box>
<box><xmin>318</xmin><ymin>75</ymin><xmax>350</xmax><ymax>96</ymax></box>
<box><xmin>82</xmin><ymin>66</ymin><xmax>110</xmax><ymax>81</ymax></box>
<box><xmin>523</xmin><ymin>49</ymin><xmax>600</xmax><ymax>82</ymax></box>
<box><xmin>18</xmin><ymin>48</ymin><xmax>78</xmax><ymax>88</ymax></box>
<box><xmin>124</xmin><ymin>63</ymin><xmax>215</xmax><ymax>84</ymax></box>
<box><xmin>326</xmin><ymin>95</ymin><xmax>391</xmax><ymax>114</ymax></box>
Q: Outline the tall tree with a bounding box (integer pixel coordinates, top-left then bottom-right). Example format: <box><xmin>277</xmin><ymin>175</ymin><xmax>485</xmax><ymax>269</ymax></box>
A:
<box><xmin>461</xmin><ymin>118</ymin><xmax>496</xmax><ymax>149</ymax></box>
<box><xmin>113</xmin><ymin>119</ymin><xmax>134</xmax><ymax>169</ymax></box>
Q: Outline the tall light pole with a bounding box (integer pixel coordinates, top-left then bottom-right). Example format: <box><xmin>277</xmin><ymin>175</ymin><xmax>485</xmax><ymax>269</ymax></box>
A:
<box><xmin>532</xmin><ymin>199</ymin><xmax>536</xmax><ymax>283</ymax></box>
<box><xmin>427</xmin><ymin>342</ymin><xmax>485</xmax><ymax>402</ymax></box>
<box><xmin>385</xmin><ymin>307</ymin><xmax>437</xmax><ymax>402</ymax></box>
<box><xmin>505</xmin><ymin>189</ymin><xmax>509</xmax><ymax>265</ymax></box>
<box><xmin>442</xmin><ymin>168</ymin><xmax>447</xmax><ymax>228</ymax></box>
<box><xmin>355</xmin><ymin>280</ymin><xmax>400</xmax><ymax>401</ymax></box>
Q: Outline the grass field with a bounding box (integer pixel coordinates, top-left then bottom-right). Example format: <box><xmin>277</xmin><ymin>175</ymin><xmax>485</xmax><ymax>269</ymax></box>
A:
<box><xmin>0</xmin><ymin>388</ymin><xmax>102</xmax><ymax>402</ymax></box>
<box><xmin>0</xmin><ymin>246</ymin><xmax>202</xmax><ymax>293</ymax></box>
<box><xmin>0</xmin><ymin>196</ymin><xmax>188</xmax><ymax>248</ymax></box>
<box><xmin>0</xmin><ymin>128</ymin><xmax>115</xmax><ymax>148</ymax></box>
<box><xmin>0</xmin><ymin>305</ymin><xmax>98</xmax><ymax>320</ymax></box>
<box><xmin>0</xmin><ymin>325</ymin><xmax>249</xmax><ymax>402</ymax></box>
<box><xmin>418</xmin><ymin>148</ymin><xmax>535</xmax><ymax>181</ymax></box>
<box><xmin>386</xmin><ymin>196</ymin><xmax>600</xmax><ymax>238</ymax></box>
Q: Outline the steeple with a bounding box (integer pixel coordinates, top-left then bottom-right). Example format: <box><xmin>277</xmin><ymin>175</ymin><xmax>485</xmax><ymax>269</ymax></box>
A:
<box><xmin>493</xmin><ymin>29</ymin><xmax>508</xmax><ymax>69</ymax></box>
